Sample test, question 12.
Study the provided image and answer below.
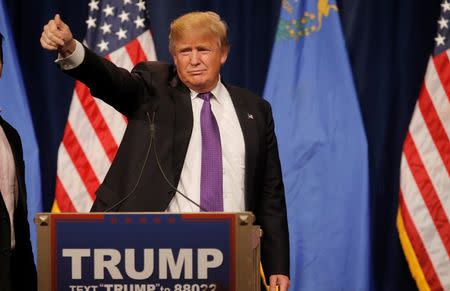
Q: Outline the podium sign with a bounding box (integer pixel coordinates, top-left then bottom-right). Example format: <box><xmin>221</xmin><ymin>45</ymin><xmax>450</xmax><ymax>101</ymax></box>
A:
<box><xmin>35</xmin><ymin>213</ymin><xmax>260</xmax><ymax>291</ymax></box>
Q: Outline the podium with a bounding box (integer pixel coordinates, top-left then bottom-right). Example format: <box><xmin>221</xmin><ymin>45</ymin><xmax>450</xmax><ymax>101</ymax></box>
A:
<box><xmin>35</xmin><ymin>212</ymin><xmax>261</xmax><ymax>291</ymax></box>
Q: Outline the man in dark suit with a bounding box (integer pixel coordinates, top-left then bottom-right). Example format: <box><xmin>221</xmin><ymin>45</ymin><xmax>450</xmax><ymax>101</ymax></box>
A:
<box><xmin>0</xmin><ymin>32</ymin><xmax>37</xmax><ymax>291</ymax></box>
<box><xmin>41</xmin><ymin>12</ymin><xmax>290</xmax><ymax>290</ymax></box>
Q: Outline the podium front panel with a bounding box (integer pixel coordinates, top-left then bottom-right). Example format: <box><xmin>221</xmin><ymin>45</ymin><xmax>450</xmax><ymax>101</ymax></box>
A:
<box><xmin>35</xmin><ymin>212</ymin><xmax>260</xmax><ymax>291</ymax></box>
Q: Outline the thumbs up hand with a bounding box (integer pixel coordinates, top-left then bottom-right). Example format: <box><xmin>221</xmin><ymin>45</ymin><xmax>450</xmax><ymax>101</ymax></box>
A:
<box><xmin>40</xmin><ymin>14</ymin><xmax>76</xmax><ymax>57</ymax></box>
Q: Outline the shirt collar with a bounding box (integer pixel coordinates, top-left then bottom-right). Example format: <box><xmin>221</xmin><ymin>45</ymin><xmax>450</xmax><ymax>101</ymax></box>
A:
<box><xmin>189</xmin><ymin>77</ymin><xmax>225</xmax><ymax>105</ymax></box>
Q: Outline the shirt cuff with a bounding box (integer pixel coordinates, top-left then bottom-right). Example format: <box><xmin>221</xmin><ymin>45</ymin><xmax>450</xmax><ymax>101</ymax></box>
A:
<box><xmin>55</xmin><ymin>39</ymin><xmax>85</xmax><ymax>70</ymax></box>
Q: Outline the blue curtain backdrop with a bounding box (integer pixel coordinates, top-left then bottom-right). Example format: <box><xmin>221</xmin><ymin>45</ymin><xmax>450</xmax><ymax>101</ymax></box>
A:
<box><xmin>3</xmin><ymin>0</ymin><xmax>440</xmax><ymax>290</ymax></box>
<box><xmin>337</xmin><ymin>0</ymin><xmax>440</xmax><ymax>290</ymax></box>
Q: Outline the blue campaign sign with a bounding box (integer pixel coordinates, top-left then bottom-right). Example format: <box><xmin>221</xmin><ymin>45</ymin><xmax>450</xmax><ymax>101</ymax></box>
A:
<box><xmin>50</xmin><ymin>213</ymin><xmax>236</xmax><ymax>291</ymax></box>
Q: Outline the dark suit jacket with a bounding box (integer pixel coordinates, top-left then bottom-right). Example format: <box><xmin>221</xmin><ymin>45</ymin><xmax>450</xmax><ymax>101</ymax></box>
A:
<box><xmin>67</xmin><ymin>46</ymin><xmax>289</xmax><ymax>277</ymax></box>
<box><xmin>0</xmin><ymin>117</ymin><xmax>37</xmax><ymax>291</ymax></box>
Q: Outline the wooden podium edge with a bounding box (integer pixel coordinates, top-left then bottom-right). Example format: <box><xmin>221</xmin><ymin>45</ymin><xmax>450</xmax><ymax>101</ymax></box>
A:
<box><xmin>35</xmin><ymin>212</ymin><xmax>261</xmax><ymax>291</ymax></box>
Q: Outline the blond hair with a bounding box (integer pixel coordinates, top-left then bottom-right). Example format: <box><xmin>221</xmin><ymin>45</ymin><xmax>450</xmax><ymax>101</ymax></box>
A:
<box><xmin>169</xmin><ymin>11</ymin><xmax>229</xmax><ymax>54</ymax></box>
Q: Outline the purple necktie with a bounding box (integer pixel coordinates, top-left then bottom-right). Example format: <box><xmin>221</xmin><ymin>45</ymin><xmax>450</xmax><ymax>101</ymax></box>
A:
<box><xmin>199</xmin><ymin>92</ymin><xmax>223</xmax><ymax>211</ymax></box>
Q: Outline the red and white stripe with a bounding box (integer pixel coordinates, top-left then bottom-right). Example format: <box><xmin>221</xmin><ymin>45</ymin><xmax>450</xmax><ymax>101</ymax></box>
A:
<box><xmin>399</xmin><ymin>53</ymin><xmax>450</xmax><ymax>290</ymax></box>
<box><xmin>54</xmin><ymin>30</ymin><xmax>156</xmax><ymax>212</ymax></box>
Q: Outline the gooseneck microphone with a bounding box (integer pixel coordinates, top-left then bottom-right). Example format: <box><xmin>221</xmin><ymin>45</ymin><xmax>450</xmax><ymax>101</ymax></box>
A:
<box><xmin>104</xmin><ymin>110</ymin><xmax>207</xmax><ymax>212</ymax></box>
<box><xmin>149</xmin><ymin>113</ymin><xmax>207</xmax><ymax>212</ymax></box>
<box><xmin>104</xmin><ymin>111</ymin><xmax>155</xmax><ymax>212</ymax></box>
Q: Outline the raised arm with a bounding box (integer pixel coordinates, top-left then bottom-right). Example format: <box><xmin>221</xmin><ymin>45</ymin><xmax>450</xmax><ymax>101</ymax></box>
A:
<box><xmin>40</xmin><ymin>14</ymin><xmax>148</xmax><ymax>116</ymax></box>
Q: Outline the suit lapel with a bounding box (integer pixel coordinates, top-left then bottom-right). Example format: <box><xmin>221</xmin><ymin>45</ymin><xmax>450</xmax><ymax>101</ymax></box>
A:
<box><xmin>171</xmin><ymin>77</ymin><xmax>193</xmax><ymax>183</ymax></box>
<box><xmin>226</xmin><ymin>86</ymin><xmax>259</xmax><ymax>208</ymax></box>
<box><xmin>0</xmin><ymin>117</ymin><xmax>25</xmax><ymax>212</ymax></box>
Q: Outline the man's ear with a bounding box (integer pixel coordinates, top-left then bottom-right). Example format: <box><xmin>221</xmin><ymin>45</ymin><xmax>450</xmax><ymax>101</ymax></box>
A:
<box><xmin>220</xmin><ymin>49</ymin><xmax>229</xmax><ymax>65</ymax></box>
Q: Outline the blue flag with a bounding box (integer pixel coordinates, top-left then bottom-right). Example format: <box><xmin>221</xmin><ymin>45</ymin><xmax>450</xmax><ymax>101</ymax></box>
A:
<box><xmin>0</xmin><ymin>0</ymin><xmax>41</xmax><ymax>259</ymax></box>
<box><xmin>264</xmin><ymin>1</ymin><xmax>372</xmax><ymax>290</ymax></box>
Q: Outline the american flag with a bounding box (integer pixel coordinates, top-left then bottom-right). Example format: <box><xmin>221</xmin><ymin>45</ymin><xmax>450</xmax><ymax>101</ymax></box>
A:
<box><xmin>397</xmin><ymin>1</ymin><xmax>450</xmax><ymax>290</ymax></box>
<box><xmin>52</xmin><ymin>0</ymin><xmax>156</xmax><ymax>212</ymax></box>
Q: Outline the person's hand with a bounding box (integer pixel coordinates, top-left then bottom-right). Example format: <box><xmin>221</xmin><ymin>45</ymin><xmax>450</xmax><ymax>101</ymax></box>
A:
<box><xmin>40</xmin><ymin>14</ymin><xmax>76</xmax><ymax>57</ymax></box>
<box><xmin>269</xmin><ymin>274</ymin><xmax>290</xmax><ymax>291</ymax></box>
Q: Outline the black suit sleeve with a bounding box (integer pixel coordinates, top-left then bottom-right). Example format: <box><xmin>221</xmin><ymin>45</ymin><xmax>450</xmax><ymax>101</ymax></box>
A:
<box><xmin>64</xmin><ymin>46</ymin><xmax>149</xmax><ymax>116</ymax></box>
<box><xmin>258</xmin><ymin>102</ymin><xmax>290</xmax><ymax>277</ymax></box>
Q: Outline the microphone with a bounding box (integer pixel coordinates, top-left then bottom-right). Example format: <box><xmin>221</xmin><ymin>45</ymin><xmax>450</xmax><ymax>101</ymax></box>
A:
<box><xmin>148</xmin><ymin>113</ymin><xmax>207</xmax><ymax>212</ymax></box>
<box><xmin>104</xmin><ymin>110</ymin><xmax>207</xmax><ymax>212</ymax></box>
<box><xmin>104</xmin><ymin>111</ymin><xmax>155</xmax><ymax>212</ymax></box>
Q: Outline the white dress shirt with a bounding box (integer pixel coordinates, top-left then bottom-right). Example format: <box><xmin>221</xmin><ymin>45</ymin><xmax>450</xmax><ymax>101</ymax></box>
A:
<box><xmin>0</xmin><ymin>124</ymin><xmax>18</xmax><ymax>248</ymax></box>
<box><xmin>167</xmin><ymin>82</ymin><xmax>246</xmax><ymax>212</ymax></box>
<box><xmin>58</xmin><ymin>41</ymin><xmax>247</xmax><ymax>212</ymax></box>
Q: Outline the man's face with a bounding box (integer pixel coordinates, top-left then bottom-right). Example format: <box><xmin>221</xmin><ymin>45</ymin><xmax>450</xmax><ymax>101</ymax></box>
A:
<box><xmin>172</xmin><ymin>34</ymin><xmax>228</xmax><ymax>93</ymax></box>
